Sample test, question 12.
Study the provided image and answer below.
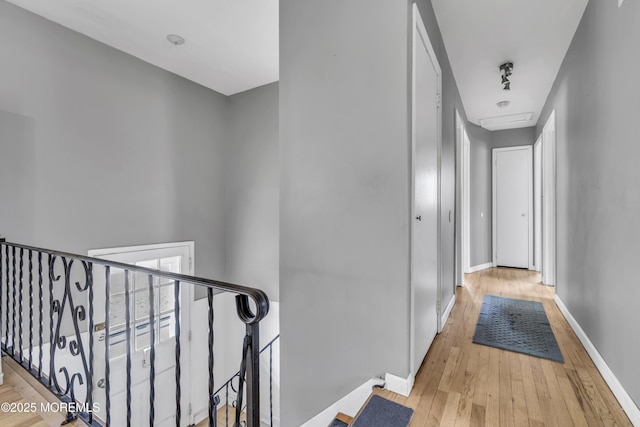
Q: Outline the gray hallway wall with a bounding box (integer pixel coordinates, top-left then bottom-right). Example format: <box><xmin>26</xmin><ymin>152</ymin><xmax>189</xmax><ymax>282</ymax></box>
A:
<box><xmin>280</xmin><ymin>2</ymin><xmax>411</xmax><ymax>425</ymax></box>
<box><xmin>536</xmin><ymin>0</ymin><xmax>640</xmax><ymax>409</ymax></box>
<box><xmin>280</xmin><ymin>0</ymin><xmax>471</xmax><ymax>425</ymax></box>
<box><xmin>0</xmin><ymin>0</ymin><xmax>280</xmax><ymax>293</ymax></box>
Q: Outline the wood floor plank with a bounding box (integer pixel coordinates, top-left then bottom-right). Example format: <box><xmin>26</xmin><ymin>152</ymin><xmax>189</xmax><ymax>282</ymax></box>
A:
<box><xmin>519</xmin><ymin>354</ymin><xmax>544</xmax><ymax>424</ymax></box>
<box><xmin>0</xmin><ymin>356</ymin><xmax>77</xmax><ymax>427</ymax></box>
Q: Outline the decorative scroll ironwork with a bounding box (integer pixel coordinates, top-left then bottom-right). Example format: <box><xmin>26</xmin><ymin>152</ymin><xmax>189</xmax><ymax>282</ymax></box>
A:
<box><xmin>48</xmin><ymin>255</ymin><xmax>94</xmax><ymax>412</ymax></box>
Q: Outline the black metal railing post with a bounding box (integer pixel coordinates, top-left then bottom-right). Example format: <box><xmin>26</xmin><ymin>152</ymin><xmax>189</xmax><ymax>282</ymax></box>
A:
<box><xmin>245</xmin><ymin>322</ymin><xmax>260</xmax><ymax>427</ymax></box>
<box><xmin>212</xmin><ymin>334</ymin><xmax>279</xmax><ymax>427</ymax></box>
<box><xmin>208</xmin><ymin>288</ymin><xmax>215</xmax><ymax>427</ymax></box>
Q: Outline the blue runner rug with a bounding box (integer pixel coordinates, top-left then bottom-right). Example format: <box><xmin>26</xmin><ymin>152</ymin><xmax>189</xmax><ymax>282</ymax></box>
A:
<box><xmin>473</xmin><ymin>295</ymin><xmax>564</xmax><ymax>363</ymax></box>
<box><xmin>352</xmin><ymin>395</ymin><xmax>413</xmax><ymax>427</ymax></box>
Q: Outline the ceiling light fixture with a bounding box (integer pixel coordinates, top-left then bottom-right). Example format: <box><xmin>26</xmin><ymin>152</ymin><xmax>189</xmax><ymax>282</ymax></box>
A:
<box><xmin>499</xmin><ymin>61</ymin><xmax>513</xmax><ymax>91</ymax></box>
<box><xmin>166</xmin><ymin>34</ymin><xmax>185</xmax><ymax>46</ymax></box>
<box><xmin>496</xmin><ymin>100</ymin><xmax>510</xmax><ymax>108</ymax></box>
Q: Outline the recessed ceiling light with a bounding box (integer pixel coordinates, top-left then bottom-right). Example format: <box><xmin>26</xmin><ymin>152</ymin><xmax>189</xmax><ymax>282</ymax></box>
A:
<box><xmin>496</xmin><ymin>101</ymin><xmax>510</xmax><ymax>108</ymax></box>
<box><xmin>166</xmin><ymin>34</ymin><xmax>185</xmax><ymax>46</ymax></box>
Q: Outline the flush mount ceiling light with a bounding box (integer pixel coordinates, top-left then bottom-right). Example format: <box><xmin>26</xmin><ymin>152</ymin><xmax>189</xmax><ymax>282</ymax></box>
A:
<box><xmin>166</xmin><ymin>34</ymin><xmax>185</xmax><ymax>46</ymax></box>
<box><xmin>479</xmin><ymin>112</ymin><xmax>533</xmax><ymax>131</ymax></box>
<box><xmin>499</xmin><ymin>61</ymin><xmax>514</xmax><ymax>91</ymax></box>
<box><xmin>496</xmin><ymin>100</ymin><xmax>510</xmax><ymax>108</ymax></box>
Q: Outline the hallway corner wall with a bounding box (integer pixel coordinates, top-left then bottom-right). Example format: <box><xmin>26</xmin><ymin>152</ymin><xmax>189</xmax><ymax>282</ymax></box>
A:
<box><xmin>0</xmin><ymin>0</ymin><xmax>228</xmax><ymax>281</ymax></box>
<box><xmin>536</xmin><ymin>0</ymin><xmax>640</xmax><ymax>410</ymax></box>
<box><xmin>225</xmin><ymin>82</ymin><xmax>280</xmax><ymax>301</ymax></box>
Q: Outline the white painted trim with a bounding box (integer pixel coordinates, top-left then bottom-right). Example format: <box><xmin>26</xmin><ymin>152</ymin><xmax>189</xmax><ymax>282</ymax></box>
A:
<box><xmin>300</xmin><ymin>378</ymin><xmax>385</xmax><ymax>427</ymax></box>
<box><xmin>554</xmin><ymin>295</ymin><xmax>640</xmax><ymax>425</ymax></box>
<box><xmin>441</xmin><ymin>294</ymin><xmax>456</xmax><ymax>330</ymax></box>
<box><xmin>89</xmin><ymin>241</ymin><xmax>195</xmax><ymax>266</ymax></box>
<box><xmin>385</xmin><ymin>371</ymin><xmax>415</xmax><ymax>397</ymax></box>
<box><xmin>469</xmin><ymin>262</ymin><xmax>493</xmax><ymax>273</ymax></box>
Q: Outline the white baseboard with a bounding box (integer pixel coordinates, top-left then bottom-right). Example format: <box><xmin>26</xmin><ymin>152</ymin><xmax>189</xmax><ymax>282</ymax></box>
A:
<box><xmin>0</xmin><ymin>371</ymin><xmax>3</xmax><ymax>386</ymax></box>
<box><xmin>441</xmin><ymin>295</ymin><xmax>456</xmax><ymax>332</ymax></box>
<box><xmin>384</xmin><ymin>371</ymin><xmax>414</xmax><ymax>397</ymax></box>
<box><xmin>301</xmin><ymin>378</ymin><xmax>384</xmax><ymax>427</ymax></box>
<box><xmin>555</xmin><ymin>295</ymin><xmax>640</xmax><ymax>426</ymax></box>
<box><xmin>469</xmin><ymin>262</ymin><xmax>493</xmax><ymax>273</ymax></box>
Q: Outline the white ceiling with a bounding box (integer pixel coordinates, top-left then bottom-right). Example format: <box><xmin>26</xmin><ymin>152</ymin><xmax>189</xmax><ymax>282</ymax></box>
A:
<box><xmin>432</xmin><ymin>0</ymin><xmax>588</xmax><ymax>131</ymax></box>
<box><xmin>6</xmin><ymin>0</ymin><xmax>279</xmax><ymax>96</ymax></box>
<box><xmin>7</xmin><ymin>0</ymin><xmax>587</xmax><ymax>124</ymax></box>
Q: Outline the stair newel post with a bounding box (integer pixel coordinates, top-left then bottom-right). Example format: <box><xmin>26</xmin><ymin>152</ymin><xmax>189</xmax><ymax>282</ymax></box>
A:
<box><xmin>235</xmin><ymin>293</ymin><xmax>268</xmax><ymax>427</ymax></box>
<box><xmin>245</xmin><ymin>321</ymin><xmax>260</xmax><ymax>427</ymax></box>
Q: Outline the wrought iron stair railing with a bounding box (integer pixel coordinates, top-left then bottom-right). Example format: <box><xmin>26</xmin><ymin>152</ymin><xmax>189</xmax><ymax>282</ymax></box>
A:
<box><xmin>0</xmin><ymin>238</ymin><xmax>270</xmax><ymax>427</ymax></box>
<box><xmin>213</xmin><ymin>334</ymin><xmax>279</xmax><ymax>427</ymax></box>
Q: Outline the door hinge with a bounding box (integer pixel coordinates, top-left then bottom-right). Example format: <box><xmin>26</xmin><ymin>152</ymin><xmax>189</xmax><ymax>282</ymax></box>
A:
<box><xmin>188</xmin><ymin>330</ymin><xmax>192</xmax><ymax>342</ymax></box>
<box><xmin>436</xmin><ymin>94</ymin><xmax>441</xmax><ymax>107</ymax></box>
<box><xmin>436</xmin><ymin>300</ymin><xmax>441</xmax><ymax>314</ymax></box>
<box><xmin>188</xmin><ymin>403</ymin><xmax>192</xmax><ymax>416</ymax></box>
<box><xmin>189</xmin><ymin>257</ymin><xmax>193</xmax><ymax>272</ymax></box>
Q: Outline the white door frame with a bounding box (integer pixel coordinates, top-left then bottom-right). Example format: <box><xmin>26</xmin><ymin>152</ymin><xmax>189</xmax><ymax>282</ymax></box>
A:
<box><xmin>455</xmin><ymin>110</ymin><xmax>471</xmax><ymax>283</ymax></box>
<box><xmin>409</xmin><ymin>3</ymin><xmax>442</xmax><ymax>378</ymax></box>
<box><xmin>492</xmin><ymin>146</ymin><xmax>533</xmax><ymax>269</ymax></box>
<box><xmin>534</xmin><ymin>135</ymin><xmax>542</xmax><ymax>272</ymax></box>
<box><xmin>541</xmin><ymin>110</ymin><xmax>557</xmax><ymax>286</ymax></box>
<box><xmin>89</xmin><ymin>241</ymin><xmax>195</xmax><ymax>427</ymax></box>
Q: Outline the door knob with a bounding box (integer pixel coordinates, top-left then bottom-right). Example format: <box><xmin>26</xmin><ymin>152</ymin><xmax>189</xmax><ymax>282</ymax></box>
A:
<box><xmin>416</xmin><ymin>215</ymin><xmax>422</xmax><ymax>221</ymax></box>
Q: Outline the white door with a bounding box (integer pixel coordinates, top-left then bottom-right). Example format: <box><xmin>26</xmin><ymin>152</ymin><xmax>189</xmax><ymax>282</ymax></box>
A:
<box><xmin>493</xmin><ymin>147</ymin><xmax>532</xmax><ymax>269</ymax></box>
<box><xmin>411</xmin><ymin>4</ymin><xmax>440</xmax><ymax>375</ymax></box>
<box><xmin>90</xmin><ymin>242</ymin><xmax>193</xmax><ymax>427</ymax></box>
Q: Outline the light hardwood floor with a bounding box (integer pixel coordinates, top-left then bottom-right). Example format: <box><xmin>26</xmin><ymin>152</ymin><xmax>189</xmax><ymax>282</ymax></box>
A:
<box><xmin>0</xmin><ymin>356</ymin><xmax>81</xmax><ymax>427</ymax></box>
<box><xmin>374</xmin><ymin>267</ymin><xmax>632</xmax><ymax>427</ymax></box>
<box><xmin>0</xmin><ymin>267</ymin><xmax>632</xmax><ymax>427</ymax></box>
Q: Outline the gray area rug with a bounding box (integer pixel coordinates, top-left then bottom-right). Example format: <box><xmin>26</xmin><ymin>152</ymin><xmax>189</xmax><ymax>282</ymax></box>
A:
<box><xmin>473</xmin><ymin>295</ymin><xmax>564</xmax><ymax>363</ymax></box>
<box><xmin>352</xmin><ymin>395</ymin><xmax>413</xmax><ymax>427</ymax></box>
<box><xmin>327</xmin><ymin>419</ymin><xmax>348</xmax><ymax>427</ymax></box>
